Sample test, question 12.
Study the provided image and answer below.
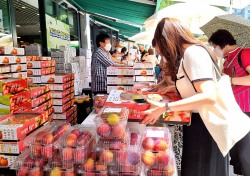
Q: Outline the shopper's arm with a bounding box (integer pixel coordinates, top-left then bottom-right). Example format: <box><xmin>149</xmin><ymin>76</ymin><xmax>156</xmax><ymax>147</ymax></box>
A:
<box><xmin>140</xmin><ymin>80</ymin><xmax>217</xmax><ymax>124</ymax></box>
<box><xmin>231</xmin><ymin>66</ymin><xmax>250</xmax><ymax>85</ymax></box>
<box><xmin>96</xmin><ymin>52</ymin><xmax>115</xmax><ymax>67</ymax></box>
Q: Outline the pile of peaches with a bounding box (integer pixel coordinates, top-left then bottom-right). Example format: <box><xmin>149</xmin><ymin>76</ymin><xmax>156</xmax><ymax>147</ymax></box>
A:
<box><xmin>140</xmin><ymin>127</ymin><xmax>176</xmax><ymax>176</ymax></box>
<box><xmin>93</xmin><ymin>95</ymin><xmax>107</xmax><ymax>113</ymax></box>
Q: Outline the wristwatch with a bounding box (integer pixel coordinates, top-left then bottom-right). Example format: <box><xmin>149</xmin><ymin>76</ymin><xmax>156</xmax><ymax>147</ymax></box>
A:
<box><xmin>165</xmin><ymin>102</ymin><xmax>171</xmax><ymax>113</ymax></box>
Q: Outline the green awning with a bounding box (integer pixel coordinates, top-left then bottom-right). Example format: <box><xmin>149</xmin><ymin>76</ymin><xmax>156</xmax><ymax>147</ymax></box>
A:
<box><xmin>67</xmin><ymin>0</ymin><xmax>155</xmax><ymax>25</ymax></box>
<box><xmin>92</xmin><ymin>16</ymin><xmax>141</xmax><ymax>37</ymax></box>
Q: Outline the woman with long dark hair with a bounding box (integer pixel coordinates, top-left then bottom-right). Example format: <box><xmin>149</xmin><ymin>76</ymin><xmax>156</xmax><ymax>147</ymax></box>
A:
<box><xmin>141</xmin><ymin>18</ymin><xmax>229</xmax><ymax>176</ymax></box>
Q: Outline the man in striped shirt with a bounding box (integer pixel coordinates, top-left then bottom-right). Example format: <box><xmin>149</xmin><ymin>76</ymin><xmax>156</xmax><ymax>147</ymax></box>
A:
<box><xmin>91</xmin><ymin>33</ymin><xmax>122</xmax><ymax>95</ymax></box>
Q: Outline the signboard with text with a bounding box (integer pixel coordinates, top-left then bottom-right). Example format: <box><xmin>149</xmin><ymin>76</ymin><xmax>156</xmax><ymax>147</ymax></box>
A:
<box><xmin>46</xmin><ymin>14</ymin><xmax>70</xmax><ymax>50</ymax></box>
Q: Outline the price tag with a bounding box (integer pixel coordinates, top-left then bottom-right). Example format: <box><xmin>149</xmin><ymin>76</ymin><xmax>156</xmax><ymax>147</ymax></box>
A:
<box><xmin>146</xmin><ymin>130</ymin><xmax>165</xmax><ymax>138</ymax></box>
<box><xmin>106</xmin><ymin>90</ymin><xmax>123</xmax><ymax>102</ymax></box>
<box><xmin>103</xmin><ymin>108</ymin><xmax>121</xmax><ymax>113</ymax></box>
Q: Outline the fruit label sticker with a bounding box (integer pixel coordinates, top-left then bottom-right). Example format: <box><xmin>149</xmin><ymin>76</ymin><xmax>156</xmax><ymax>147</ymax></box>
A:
<box><xmin>146</xmin><ymin>130</ymin><xmax>164</xmax><ymax>138</ymax></box>
<box><xmin>103</xmin><ymin>108</ymin><xmax>121</xmax><ymax>113</ymax></box>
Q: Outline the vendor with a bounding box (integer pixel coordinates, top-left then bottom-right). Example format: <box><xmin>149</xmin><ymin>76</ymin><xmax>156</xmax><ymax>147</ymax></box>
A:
<box><xmin>139</xmin><ymin>45</ymin><xmax>148</xmax><ymax>61</ymax></box>
<box><xmin>91</xmin><ymin>33</ymin><xmax>124</xmax><ymax>95</ymax></box>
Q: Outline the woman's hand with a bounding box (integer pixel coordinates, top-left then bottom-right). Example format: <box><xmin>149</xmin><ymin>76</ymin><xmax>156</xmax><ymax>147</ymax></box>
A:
<box><xmin>140</xmin><ymin>99</ymin><xmax>165</xmax><ymax>125</ymax></box>
<box><xmin>158</xmin><ymin>85</ymin><xmax>176</xmax><ymax>94</ymax></box>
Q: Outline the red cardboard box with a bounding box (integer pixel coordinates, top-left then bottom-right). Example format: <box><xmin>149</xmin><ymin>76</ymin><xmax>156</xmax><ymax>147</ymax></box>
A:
<box><xmin>0</xmin><ymin>90</ymin><xmax>31</xmax><ymax>115</ymax></box>
<box><xmin>27</xmin><ymin>67</ymin><xmax>53</xmax><ymax>76</ymax></box>
<box><xmin>45</xmin><ymin>82</ymin><xmax>72</xmax><ymax>91</ymax></box>
<box><xmin>0</xmin><ymin>78</ymin><xmax>28</xmax><ymax>95</ymax></box>
<box><xmin>41</xmin><ymin>73</ymin><xmax>73</xmax><ymax>84</ymax></box>
<box><xmin>52</xmin><ymin>105</ymin><xmax>75</xmax><ymax>119</ymax></box>
<box><xmin>53</xmin><ymin>100</ymin><xmax>74</xmax><ymax>113</ymax></box>
<box><xmin>52</xmin><ymin>93</ymin><xmax>74</xmax><ymax>106</ymax></box>
<box><xmin>27</xmin><ymin>60</ymin><xmax>55</xmax><ymax>69</ymax></box>
<box><xmin>0</xmin><ymin>112</ymin><xmax>44</xmax><ymax>140</ymax></box>
<box><xmin>0</xmin><ymin>47</ymin><xmax>25</xmax><ymax>55</ymax></box>
<box><xmin>29</xmin><ymin>85</ymin><xmax>50</xmax><ymax>98</ymax></box>
<box><xmin>32</xmin><ymin>99</ymin><xmax>52</xmax><ymax>112</ymax></box>
<box><xmin>0</xmin><ymin>137</ymin><xmax>28</xmax><ymax>154</ymax></box>
<box><xmin>31</xmin><ymin>92</ymin><xmax>51</xmax><ymax>107</ymax></box>
<box><xmin>51</xmin><ymin>89</ymin><xmax>71</xmax><ymax>98</ymax></box>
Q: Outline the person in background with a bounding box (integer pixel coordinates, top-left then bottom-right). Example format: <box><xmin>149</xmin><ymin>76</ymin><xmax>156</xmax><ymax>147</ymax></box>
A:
<box><xmin>146</xmin><ymin>48</ymin><xmax>159</xmax><ymax>67</ymax></box>
<box><xmin>208</xmin><ymin>29</ymin><xmax>250</xmax><ymax>176</ymax></box>
<box><xmin>141</xmin><ymin>18</ymin><xmax>229</xmax><ymax>176</ymax></box>
<box><xmin>91</xmin><ymin>33</ymin><xmax>123</xmax><ymax>95</ymax></box>
<box><xmin>139</xmin><ymin>45</ymin><xmax>148</xmax><ymax>61</ymax></box>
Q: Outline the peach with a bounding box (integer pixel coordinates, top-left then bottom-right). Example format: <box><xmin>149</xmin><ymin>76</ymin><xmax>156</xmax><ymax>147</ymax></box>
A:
<box><xmin>30</xmin><ymin>144</ymin><xmax>42</xmax><ymax>157</ymax></box>
<box><xmin>95</xmin><ymin>163</ymin><xmax>107</xmax><ymax>171</ymax></box>
<box><xmin>142</xmin><ymin>137</ymin><xmax>155</xmax><ymax>150</ymax></box>
<box><xmin>58</xmin><ymin>124</ymin><xmax>70</xmax><ymax>132</ymax></box>
<box><xmin>62</xmin><ymin>147</ymin><xmax>73</xmax><ymax>161</ymax></box>
<box><xmin>109</xmin><ymin>143</ymin><xmax>127</xmax><ymax>150</ymax></box>
<box><xmin>74</xmin><ymin>148</ymin><xmax>86</xmax><ymax>163</ymax></box>
<box><xmin>18</xmin><ymin>166</ymin><xmax>29</xmax><ymax>176</ymax></box>
<box><xmin>41</xmin><ymin>145</ymin><xmax>54</xmax><ymax>159</ymax></box>
<box><xmin>154</xmin><ymin>139</ymin><xmax>168</xmax><ymax>151</ymax></box>
<box><xmin>71</xmin><ymin>129</ymin><xmax>81</xmax><ymax>137</ymax></box>
<box><xmin>127</xmin><ymin>151</ymin><xmax>140</xmax><ymax>165</ymax></box>
<box><xmin>65</xmin><ymin>134</ymin><xmax>77</xmax><ymax>147</ymax></box>
<box><xmin>141</xmin><ymin>150</ymin><xmax>155</xmax><ymax>166</ymax></box>
<box><xmin>16</xmin><ymin>57</ymin><xmax>21</xmax><ymax>63</ymax></box>
<box><xmin>50</xmin><ymin>167</ymin><xmax>62</xmax><ymax>176</ymax></box>
<box><xmin>115</xmin><ymin>150</ymin><xmax>127</xmax><ymax>164</ymax></box>
<box><xmin>34</xmin><ymin>158</ymin><xmax>45</xmax><ymax>167</ymax></box>
<box><xmin>111</xmin><ymin>124</ymin><xmax>125</xmax><ymax>138</ymax></box>
<box><xmin>76</xmin><ymin>134</ymin><xmax>90</xmax><ymax>146</ymax></box>
<box><xmin>99</xmin><ymin>150</ymin><xmax>113</xmax><ymax>164</ymax></box>
<box><xmin>82</xmin><ymin>158</ymin><xmax>95</xmax><ymax>171</ymax></box>
<box><xmin>42</xmin><ymin>133</ymin><xmax>54</xmax><ymax>144</ymax></box>
<box><xmin>97</xmin><ymin>124</ymin><xmax>111</xmax><ymax>138</ymax></box>
<box><xmin>155</xmin><ymin>151</ymin><xmax>169</xmax><ymax>170</ymax></box>
<box><xmin>29</xmin><ymin>167</ymin><xmax>43</xmax><ymax>176</ymax></box>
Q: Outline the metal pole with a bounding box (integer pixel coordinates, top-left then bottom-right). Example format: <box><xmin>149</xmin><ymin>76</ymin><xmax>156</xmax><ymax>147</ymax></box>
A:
<box><xmin>8</xmin><ymin>0</ymin><xmax>17</xmax><ymax>47</ymax></box>
<box><xmin>38</xmin><ymin>0</ymin><xmax>48</xmax><ymax>56</ymax></box>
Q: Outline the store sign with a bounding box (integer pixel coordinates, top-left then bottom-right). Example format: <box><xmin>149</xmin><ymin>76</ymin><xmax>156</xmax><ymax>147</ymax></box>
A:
<box><xmin>0</xmin><ymin>9</ymin><xmax>3</xmax><ymax>32</ymax></box>
<box><xmin>46</xmin><ymin>14</ymin><xmax>70</xmax><ymax>50</ymax></box>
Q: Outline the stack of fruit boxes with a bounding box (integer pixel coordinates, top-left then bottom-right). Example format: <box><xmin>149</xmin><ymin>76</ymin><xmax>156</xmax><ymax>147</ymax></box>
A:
<box><xmin>40</xmin><ymin>73</ymin><xmax>77</xmax><ymax>125</ymax></box>
<box><xmin>0</xmin><ymin>46</ymin><xmax>27</xmax><ymax>79</ymax></box>
<box><xmin>133</xmin><ymin>62</ymin><xmax>155</xmax><ymax>83</ymax></box>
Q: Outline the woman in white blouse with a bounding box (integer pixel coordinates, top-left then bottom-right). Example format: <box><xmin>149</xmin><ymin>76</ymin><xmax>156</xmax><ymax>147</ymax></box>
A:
<box><xmin>141</xmin><ymin>18</ymin><xmax>229</xmax><ymax>176</ymax></box>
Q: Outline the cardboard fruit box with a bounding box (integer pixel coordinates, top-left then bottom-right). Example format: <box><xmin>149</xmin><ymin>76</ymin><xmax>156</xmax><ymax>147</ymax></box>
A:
<box><xmin>0</xmin><ymin>137</ymin><xmax>28</xmax><ymax>154</ymax></box>
<box><xmin>12</xmin><ymin>72</ymin><xmax>27</xmax><ymax>79</ymax></box>
<box><xmin>51</xmin><ymin>89</ymin><xmax>71</xmax><ymax>98</ymax></box>
<box><xmin>26</xmin><ymin>56</ymin><xmax>42</xmax><ymax>61</ymax></box>
<box><xmin>29</xmin><ymin>84</ymin><xmax>50</xmax><ymax>99</ymax></box>
<box><xmin>107</xmin><ymin>77</ymin><xmax>134</xmax><ymax>85</ymax></box>
<box><xmin>53</xmin><ymin>100</ymin><xmax>74</xmax><ymax>113</ymax></box>
<box><xmin>27</xmin><ymin>67</ymin><xmax>54</xmax><ymax>76</ymax></box>
<box><xmin>27</xmin><ymin>60</ymin><xmax>55</xmax><ymax>69</ymax></box>
<box><xmin>45</xmin><ymin>82</ymin><xmax>72</xmax><ymax>91</ymax></box>
<box><xmin>0</xmin><ymin>90</ymin><xmax>31</xmax><ymax>115</ymax></box>
<box><xmin>0</xmin><ymin>56</ymin><xmax>16</xmax><ymax>64</ymax></box>
<box><xmin>0</xmin><ymin>47</ymin><xmax>25</xmax><ymax>55</ymax></box>
<box><xmin>14</xmin><ymin>56</ymin><xmax>26</xmax><ymax>64</ymax></box>
<box><xmin>52</xmin><ymin>93</ymin><xmax>74</xmax><ymax>106</ymax></box>
<box><xmin>0</xmin><ymin>112</ymin><xmax>45</xmax><ymax>140</ymax></box>
<box><xmin>52</xmin><ymin>105</ymin><xmax>75</xmax><ymax>120</ymax></box>
<box><xmin>31</xmin><ymin>92</ymin><xmax>51</xmax><ymax>108</ymax></box>
<box><xmin>107</xmin><ymin>66</ymin><xmax>134</xmax><ymax>76</ymax></box>
<box><xmin>0</xmin><ymin>154</ymin><xmax>17</xmax><ymax>167</ymax></box>
<box><xmin>41</xmin><ymin>73</ymin><xmax>73</xmax><ymax>84</ymax></box>
<box><xmin>0</xmin><ymin>65</ymin><xmax>11</xmax><ymax>74</ymax></box>
<box><xmin>0</xmin><ymin>78</ymin><xmax>28</xmax><ymax>95</ymax></box>
<box><xmin>32</xmin><ymin>99</ymin><xmax>53</xmax><ymax>113</ymax></box>
<box><xmin>11</xmin><ymin>64</ymin><xmax>27</xmax><ymax>73</ymax></box>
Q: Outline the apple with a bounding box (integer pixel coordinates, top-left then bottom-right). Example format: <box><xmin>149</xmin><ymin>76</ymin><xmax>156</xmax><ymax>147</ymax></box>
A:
<box><xmin>154</xmin><ymin>139</ymin><xmax>168</xmax><ymax>151</ymax></box>
<box><xmin>111</xmin><ymin>123</ymin><xmax>125</xmax><ymax>139</ymax></box>
<box><xmin>97</xmin><ymin>124</ymin><xmax>111</xmax><ymax>138</ymax></box>
<box><xmin>142</xmin><ymin>137</ymin><xmax>155</xmax><ymax>150</ymax></box>
<box><xmin>99</xmin><ymin>150</ymin><xmax>114</xmax><ymax>164</ymax></box>
<box><xmin>141</xmin><ymin>150</ymin><xmax>155</xmax><ymax>166</ymax></box>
